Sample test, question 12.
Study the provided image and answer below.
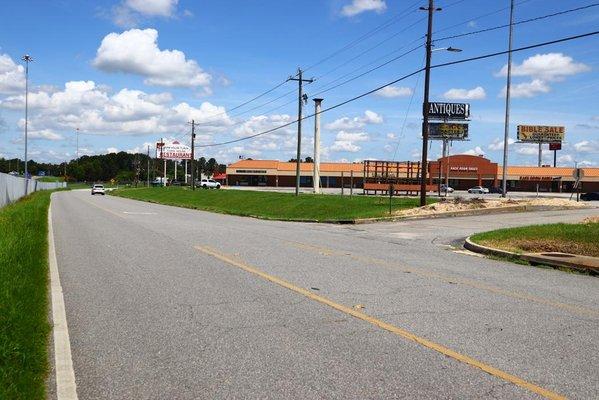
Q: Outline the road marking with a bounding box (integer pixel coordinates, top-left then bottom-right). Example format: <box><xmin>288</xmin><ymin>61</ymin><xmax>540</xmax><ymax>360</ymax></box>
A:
<box><xmin>194</xmin><ymin>244</ymin><xmax>566</xmax><ymax>400</ymax></box>
<box><xmin>48</xmin><ymin>201</ymin><xmax>78</xmax><ymax>400</ymax></box>
<box><xmin>288</xmin><ymin>241</ymin><xmax>599</xmax><ymax>319</ymax></box>
<box><xmin>80</xmin><ymin>197</ymin><xmax>127</xmax><ymax>219</ymax></box>
<box><xmin>122</xmin><ymin>211</ymin><xmax>157</xmax><ymax>215</ymax></box>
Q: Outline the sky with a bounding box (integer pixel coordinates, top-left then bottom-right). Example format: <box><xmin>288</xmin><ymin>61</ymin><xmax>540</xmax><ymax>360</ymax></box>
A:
<box><xmin>0</xmin><ymin>0</ymin><xmax>598</xmax><ymax>167</ymax></box>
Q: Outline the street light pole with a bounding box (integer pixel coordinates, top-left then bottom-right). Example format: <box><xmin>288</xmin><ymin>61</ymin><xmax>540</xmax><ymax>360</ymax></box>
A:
<box><xmin>22</xmin><ymin>54</ymin><xmax>33</xmax><ymax>193</ymax></box>
<box><xmin>419</xmin><ymin>0</ymin><xmax>439</xmax><ymax>207</ymax></box>
<box><xmin>501</xmin><ymin>0</ymin><xmax>515</xmax><ymax>197</ymax></box>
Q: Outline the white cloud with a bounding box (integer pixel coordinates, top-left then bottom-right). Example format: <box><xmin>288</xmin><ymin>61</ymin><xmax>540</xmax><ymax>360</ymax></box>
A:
<box><xmin>330</xmin><ymin>130</ymin><xmax>369</xmax><ymax>153</ymax></box>
<box><xmin>0</xmin><ymin>80</ymin><xmax>232</xmax><ymax>137</ymax></box>
<box><xmin>341</xmin><ymin>0</ymin><xmax>386</xmax><ymax>16</ymax></box>
<box><xmin>336</xmin><ymin>131</ymin><xmax>369</xmax><ymax>142</ymax></box>
<box><xmin>443</xmin><ymin>86</ymin><xmax>486</xmax><ymax>100</ymax></box>
<box><xmin>376</xmin><ymin>85</ymin><xmax>413</xmax><ymax>98</ymax></box>
<box><xmin>501</xmin><ymin>79</ymin><xmax>550</xmax><ymax>98</ymax></box>
<box><xmin>462</xmin><ymin>146</ymin><xmax>485</xmax><ymax>156</ymax></box>
<box><xmin>498</xmin><ymin>53</ymin><xmax>590</xmax><ymax>82</ymax></box>
<box><xmin>0</xmin><ymin>53</ymin><xmax>25</xmax><ymax>94</ymax></box>
<box><xmin>488</xmin><ymin>137</ymin><xmax>516</xmax><ymax>151</ymax></box>
<box><xmin>112</xmin><ymin>0</ymin><xmax>179</xmax><ymax>27</ymax></box>
<box><xmin>27</xmin><ymin>128</ymin><xmax>64</xmax><ymax>141</ymax></box>
<box><xmin>325</xmin><ymin>110</ymin><xmax>383</xmax><ymax>130</ymax></box>
<box><xmin>386</xmin><ymin>133</ymin><xmax>396</xmax><ymax>139</ymax></box>
<box><xmin>578</xmin><ymin>160</ymin><xmax>597</xmax><ymax>167</ymax></box>
<box><xmin>107</xmin><ymin>147</ymin><xmax>119</xmax><ymax>153</ymax></box>
<box><xmin>93</xmin><ymin>29</ymin><xmax>211</xmax><ymax>89</ymax></box>
<box><xmin>573</xmin><ymin>140</ymin><xmax>599</xmax><ymax>153</ymax></box>
<box><xmin>515</xmin><ymin>143</ymin><xmax>539</xmax><ymax>156</ymax></box>
<box><xmin>557</xmin><ymin>154</ymin><xmax>574</xmax><ymax>164</ymax></box>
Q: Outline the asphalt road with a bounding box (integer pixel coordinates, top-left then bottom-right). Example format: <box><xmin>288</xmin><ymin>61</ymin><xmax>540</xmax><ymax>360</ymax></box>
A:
<box><xmin>50</xmin><ymin>190</ymin><xmax>599</xmax><ymax>399</ymax></box>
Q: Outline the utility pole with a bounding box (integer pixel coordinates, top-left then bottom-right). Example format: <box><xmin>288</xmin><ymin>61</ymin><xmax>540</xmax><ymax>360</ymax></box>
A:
<box><xmin>501</xmin><ymin>0</ymin><xmax>515</xmax><ymax>197</ymax></box>
<box><xmin>22</xmin><ymin>54</ymin><xmax>32</xmax><ymax>193</ymax></box>
<box><xmin>419</xmin><ymin>1</ymin><xmax>439</xmax><ymax>207</ymax></box>
<box><xmin>313</xmin><ymin>98</ymin><xmax>323</xmax><ymax>194</ymax></box>
<box><xmin>190</xmin><ymin>120</ymin><xmax>196</xmax><ymax>191</ymax></box>
<box><xmin>289</xmin><ymin>68</ymin><xmax>313</xmax><ymax>196</ymax></box>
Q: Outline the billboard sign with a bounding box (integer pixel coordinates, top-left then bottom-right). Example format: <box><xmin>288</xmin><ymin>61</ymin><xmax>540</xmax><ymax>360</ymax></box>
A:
<box><xmin>549</xmin><ymin>142</ymin><xmax>562</xmax><ymax>151</ymax></box>
<box><xmin>428</xmin><ymin>122</ymin><xmax>469</xmax><ymax>139</ymax></box>
<box><xmin>158</xmin><ymin>141</ymin><xmax>192</xmax><ymax>160</ymax></box>
<box><xmin>517</xmin><ymin>125</ymin><xmax>565</xmax><ymax>142</ymax></box>
<box><xmin>426</xmin><ymin>102</ymin><xmax>470</xmax><ymax>120</ymax></box>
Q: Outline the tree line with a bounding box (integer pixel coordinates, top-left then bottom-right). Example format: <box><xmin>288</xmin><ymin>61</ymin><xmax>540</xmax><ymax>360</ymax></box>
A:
<box><xmin>0</xmin><ymin>153</ymin><xmax>226</xmax><ymax>183</ymax></box>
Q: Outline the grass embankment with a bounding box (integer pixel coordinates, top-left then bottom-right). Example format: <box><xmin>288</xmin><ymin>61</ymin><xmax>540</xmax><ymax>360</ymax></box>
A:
<box><xmin>471</xmin><ymin>219</ymin><xmax>599</xmax><ymax>257</ymax></box>
<box><xmin>36</xmin><ymin>176</ymin><xmax>64</xmax><ymax>183</ymax></box>
<box><xmin>0</xmin><ymin>191</ymin><xmax>53</xmax><ymax>399</ymax></box>
<box><xmin>112</xmin><ymin>187</ymin><xmax>435</xmax><ymax>221</ymax></box>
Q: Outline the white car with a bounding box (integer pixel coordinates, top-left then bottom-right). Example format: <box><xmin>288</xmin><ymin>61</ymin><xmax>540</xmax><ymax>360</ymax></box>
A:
<box><xmin>467</xmin><ymin>186</ymin><xmax>489</xmax><ymax>194</ymax></box>
<box><xmin>199</xmin><ymin>179</ymin><xmax>221</xmax><ymax>189</ymax></box>
<box><xmin>440</xmin><ymin>184</ymin><xmax>454</xmax><ymax>193</ymax></box>
<box><xmin>91</xmin><ymin>184</ymin><xmax>106</xmax><ymax>195</ymax></box>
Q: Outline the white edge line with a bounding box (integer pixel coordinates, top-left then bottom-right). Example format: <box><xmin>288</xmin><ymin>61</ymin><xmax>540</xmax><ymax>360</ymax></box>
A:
<box><xmin>48</xmin><ymin>196</ymin><xmax>78</xmax><ymax>400</ymax></box>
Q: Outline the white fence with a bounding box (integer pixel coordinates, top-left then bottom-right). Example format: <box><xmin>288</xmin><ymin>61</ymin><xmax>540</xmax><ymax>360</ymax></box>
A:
<box><xmin>0</xmin><ymin>172</ymin><xmax>67</xmax><ymax>208</ymax></box>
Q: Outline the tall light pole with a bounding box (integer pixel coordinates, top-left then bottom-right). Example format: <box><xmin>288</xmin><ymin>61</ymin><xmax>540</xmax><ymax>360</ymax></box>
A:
<box><xmin>501</xmin><ymin>0</ymin><xmax>515</xmax><ymax>197</ymax></box>
<box><xmin>289</xmin><ymin>68</ymin><xmax>313</xmax><ymax>196</ymax></box>
<box><xmin>22</xmin><ymin>54</ymin><xmax>33</xmax><ymax>193</ymax></box>
<box><xmin>419</xmin><ymin>1</ymin><xmax>441</xmax><ymax>207</ymax></box>
<box><xmin>313</xmin><ymin>98</ymin><xmax>323</xmax><ymax>194</ymax></box>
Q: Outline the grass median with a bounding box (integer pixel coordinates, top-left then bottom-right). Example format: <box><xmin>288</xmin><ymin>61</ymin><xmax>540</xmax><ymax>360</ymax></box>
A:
<box><xmin>470</xmin><ymin>219</ymin><xmax>599</xmax><ymax>257</ymax></box>
<box><xmin>111</xmin><ymin>187</ymin><xmax>435</xmax><ymax>221</ymax></box>
<box><xmin>0</xmin><ymin>191</ymin><xmax>53</xmax><ymax>399</ymax></box>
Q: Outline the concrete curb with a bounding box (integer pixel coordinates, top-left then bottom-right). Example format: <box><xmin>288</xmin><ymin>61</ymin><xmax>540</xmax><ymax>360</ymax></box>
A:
<box><xmin>464</xmin><ymin>236</ymin><xmax>598</xmax><ymax>274</ymax></box>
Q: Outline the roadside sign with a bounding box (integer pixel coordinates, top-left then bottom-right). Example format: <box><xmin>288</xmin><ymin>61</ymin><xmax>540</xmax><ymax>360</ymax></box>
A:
<box><xmin>428</xmin><ymin>122</ymin><xmax>469</xmax><ymax>140</ymax></box>
<box><xmin>572</xmin><ymin>168</ymin><xmax>584</xmax><ymax>180</ymax></box>
<box><xmin>549</xmin><ymin>142</ymin><xmax>561</xmax><ymax>151</ymax></box>
<box><xmin>158</xmin><ymin>141</ymin><xmax>192</xmax><ymax>160</ymax></box>
<box><xmin>517</xmin><ymin>125</ymin><xmax>565</xmax><ymax>142</ymax></box>
<box><xmin>426</xmin><ymin>102</ymin><xmax>470</xmax><ymax>120</ymax></box>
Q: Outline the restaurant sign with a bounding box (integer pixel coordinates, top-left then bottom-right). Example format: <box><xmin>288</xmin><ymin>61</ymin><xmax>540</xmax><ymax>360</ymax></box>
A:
<box><xmin>517</xmin><ymin>125</ymin><xmax>565</xmax><ymax>142</ymax></box>
<box><xmin>428</xmin><ymin>122</ymin><xmax>469</xmax><ymax>139</ymax></box>
<box><xmin>426</xmin><ymin>102</ymin><xmax>470</xmax><ymax>120</ymax></box>
<box><xmin>158</xmin><ymin>140</ymin><xmax>192</xmax><ymax>160</ymax></box>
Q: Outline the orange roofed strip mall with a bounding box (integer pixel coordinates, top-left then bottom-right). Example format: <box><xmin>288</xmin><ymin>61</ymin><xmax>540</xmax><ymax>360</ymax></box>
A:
<box><xmin>225</xmin><ymin>156</ymin><xmax>599</xmax><ymax>193</ymax></box>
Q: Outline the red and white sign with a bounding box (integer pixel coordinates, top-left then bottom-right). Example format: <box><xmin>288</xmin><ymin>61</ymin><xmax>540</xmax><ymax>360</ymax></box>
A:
<box><xmin>158</xmin><ymin>141</ymin><xmax>191</xmax><ymax>160</ymax></box>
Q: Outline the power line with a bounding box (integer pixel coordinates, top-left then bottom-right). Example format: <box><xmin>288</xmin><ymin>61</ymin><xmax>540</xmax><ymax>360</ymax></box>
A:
<box><xmin>304</xmin><ymin>0</ymin><xmax>422</xmax><ymax>72</ymax></box>
<box><xmin>433</xmin><ymin>0</ymin><xmax>535</xmax><ymax>36</ymax></box>
<box><xmin>199</xmin><ymin>29</ymin><xmax>599</xmax><ymax>148</ymax></box>
<box><xmin>436</xmin><ymin>2</ymin><xmax>599</xmax><ymax>42</ymax></box>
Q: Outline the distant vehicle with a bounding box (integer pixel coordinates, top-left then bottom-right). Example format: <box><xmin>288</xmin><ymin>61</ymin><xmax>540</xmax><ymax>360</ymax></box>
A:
<box><xmin>440</xmin><ymin>184</ymin><xmax>454</xmax><ymax>193</ymax></box>
<box><xmin>151</xmin><ymin>177</ymin><xmax>168</xmax><ymax>186</ymax></box>
<box><xmin>91</xmin><ymin>184</ymin><xmax>106</xmax><ymax>195</ymax></box>
<box><xmin>467</xmin><ymin>186</ymin><xmax>489</xmax><ymax>194</ymax></box>
<box><xmin>200</xmin><ymin>179</ymin><xmax>221</xmax><ymax>189</ymax></box>
<box><xmin>488</xmin><ymin>186</ymin><xmax>504</xmax><ymax>194</ymax></box>
<box><xmin>580</xmin><ymin>192</ymin><xmax>599</xmax><ymax>201</ymax></box>
<box><xmin>8</xmin><ymin>171</ymin><xmax>19</xmax><ymax>176</ymax></box>
<box><xmin>171</xmin><ymin>180</ymin><xmax>181</xmax><ymax>186</ymax></box>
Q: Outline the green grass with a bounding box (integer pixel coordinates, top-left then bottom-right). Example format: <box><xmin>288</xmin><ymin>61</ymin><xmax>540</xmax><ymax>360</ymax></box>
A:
<box><xmin>0</xmin><ymin>191</ymin><xmax>53</xmax><ymax>400</ymax></box>
<box><xmin>471</xmin><ymin>221</ymin><xmax>599</xmax><ymax>257</ymax></box>
<box><xmin>36</xmin><ymin>176</ymin><xmax>64</xmax><ymax>183</ymax></box>
<box><xmin>111</xmin><ymin>187</ymin><xmax>435</xmax><ymax>221</ymax></box>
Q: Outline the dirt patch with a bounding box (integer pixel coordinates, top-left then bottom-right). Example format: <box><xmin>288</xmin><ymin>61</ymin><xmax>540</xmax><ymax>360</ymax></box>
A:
<box><xmin>582</xmin><ymin>216</ymin><xmax>599</xmax><ymax>224</ymax></box>
<box><xmin>479</xmin><ymin>239</ymin><xmax>599</xmax><ymax>258</ymax></box>
<box><xmin>395</xmin><ymin>197</ymin><xmax>587</xmax><ymax>217</ymax></box>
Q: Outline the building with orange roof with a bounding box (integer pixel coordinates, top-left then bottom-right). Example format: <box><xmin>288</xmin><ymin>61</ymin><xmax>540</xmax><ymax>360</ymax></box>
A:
<box><xmin>226</xmin><ymin>156</ymin><xmax>599</xmax><ymax>192</ymax></box>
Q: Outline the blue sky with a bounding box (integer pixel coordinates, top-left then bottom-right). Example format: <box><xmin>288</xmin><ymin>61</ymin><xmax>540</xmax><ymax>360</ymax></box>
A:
<box><xmin>0</xmin><ymin>0</ymin><xmax>598</xmax><ymax>167</ymax></box>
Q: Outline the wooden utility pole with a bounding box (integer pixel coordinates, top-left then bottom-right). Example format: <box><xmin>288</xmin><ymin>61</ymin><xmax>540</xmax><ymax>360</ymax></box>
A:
<box><xmin>419</xmin><ymin>0</ymin><xmax>438</xmax><ymax>207</ymax></box>
<box><xmin>289</xmin><ymin>68</ymin><xmax>313</xmax><ymax>196</ymax></box>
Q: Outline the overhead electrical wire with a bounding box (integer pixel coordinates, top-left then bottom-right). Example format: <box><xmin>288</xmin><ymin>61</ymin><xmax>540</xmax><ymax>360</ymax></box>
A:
<box><xmin>198</xmin><ymin>29</ymin><xmax>599</xmax><ymax>148</ymax></box>
<box><xmin>436</xmin><ymin>2</ymin><xmax>599</xmax><ymax>41</ymax></box>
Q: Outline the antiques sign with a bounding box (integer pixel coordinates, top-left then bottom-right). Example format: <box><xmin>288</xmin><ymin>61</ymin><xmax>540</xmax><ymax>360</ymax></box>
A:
<box><xmin>426</xmin><ymin>102</ymin><xmax>470</xmax><ymax>120</ymax></box>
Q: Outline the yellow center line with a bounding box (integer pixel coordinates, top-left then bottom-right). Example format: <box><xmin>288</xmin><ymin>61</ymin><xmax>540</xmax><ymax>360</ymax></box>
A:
<box><xmin>80</xmin><ymin>197</ymin><xmax>127</xmax><ymax>219</ymax></box>
<box><xmin>287</xmin><ymin>241</ymin><xmax>599</xmax><ymax>319</ymax></box>
<box><xmin>194</xmin><ymin>244</ymin><xmax>566</xmax><ymax>400</ymax></box>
